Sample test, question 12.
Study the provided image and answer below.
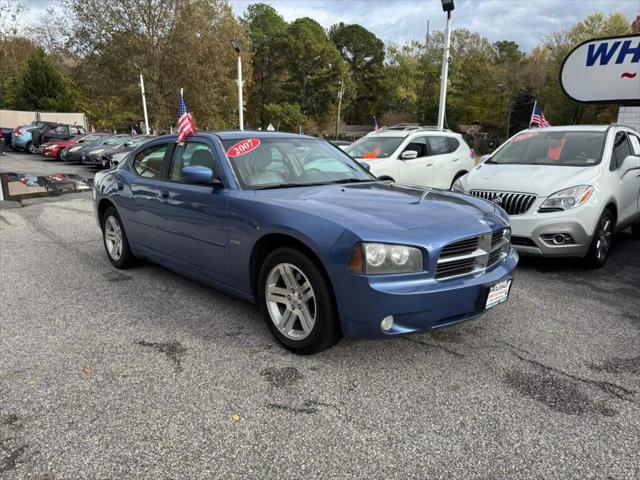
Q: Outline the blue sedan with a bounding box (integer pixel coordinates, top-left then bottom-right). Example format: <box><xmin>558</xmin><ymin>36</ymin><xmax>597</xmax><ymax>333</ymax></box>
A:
<box><xmin>93</xmin><ymin>131</ymin><xmax>518</xmax><ymax>354</ymax></box>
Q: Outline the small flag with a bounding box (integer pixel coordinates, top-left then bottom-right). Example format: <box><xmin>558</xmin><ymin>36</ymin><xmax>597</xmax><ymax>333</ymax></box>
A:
<box><xmin>373</xmin><ymin>116</ymin><xmax>379</xmax><ymax>132</ymax></box>
<box><xmin>530</xmin><ymin>102</ymin><xmax>550</xmax><ymax>128</ymax></box>
<box><xmin>178</xmin><ymin>90</ymin><xmax>196</xmax><ymax>142</ymax></box>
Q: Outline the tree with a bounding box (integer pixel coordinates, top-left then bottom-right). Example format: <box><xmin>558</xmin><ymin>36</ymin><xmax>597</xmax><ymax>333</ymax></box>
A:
<box><xmin>264</xmin><ymin>102</ymin><xmax>306</xmax><ymax>131</ymax></box>
<box><xmin>281</xmin><ymin>18</ymin><xmax>345</xmax><ymax>124</ymax></box>
<box><xmin>329</xmin><ymin>22</ymin><xmax>385</xmax><ymax>124</ymax></box>
<box><xmin>14</xmin><ymin>48</ymin><xmax>75</xmax><ymax>111</ymax></box>
<box><xmin>242</xmin><ymin>3</ymin><xmax>288</xmax><ymax>128</ymax></box>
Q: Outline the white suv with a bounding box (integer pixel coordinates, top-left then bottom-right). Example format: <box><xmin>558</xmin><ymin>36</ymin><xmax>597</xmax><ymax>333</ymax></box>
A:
<box><xmin>453</xmin><ymin>125</ymin><xmax>640</xmax><ymax>267</ymax></box>
<box><xmin>345</xmin><ymin>126</ymin><xmax>476</xmax><ymax>189</ymax></box>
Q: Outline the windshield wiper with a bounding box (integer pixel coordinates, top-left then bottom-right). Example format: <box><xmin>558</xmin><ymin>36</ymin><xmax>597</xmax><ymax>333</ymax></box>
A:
<box><xmin>256</xmin><ymin>182</ymin><xmax>327</xmax><ymax>190</ymax></box>
<box><xmin>330</xmin><ymin>178</ymin><xmax>377</xmax><ymax>184</ymax></box>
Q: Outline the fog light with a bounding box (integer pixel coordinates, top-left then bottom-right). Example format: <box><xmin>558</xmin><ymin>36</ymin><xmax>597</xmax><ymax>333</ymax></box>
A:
<box><xmin>381</xmin><ymin>315</ymin><xmax>394</xmax><ymax>331</ymax></box>
<box><xmin>552</xmin><ymin>234</ymin><xmax>566</xmax><ymax>245</ymax></box>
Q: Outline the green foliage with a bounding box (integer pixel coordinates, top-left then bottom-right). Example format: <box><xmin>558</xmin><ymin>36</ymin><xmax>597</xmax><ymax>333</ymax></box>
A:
<box><xmin>264</xmin><ymin>102</ymin><xmax>306</xmax><ymax>132</ymax></box>
<box><xmin>329</xmin><ymin>22</ymin><xmax>385</xmax><ymax>124</ymax></box>
<box><xmin>14</xmin><ymin>48</ymin><xmax>75</xmax><ymax>111</ymax></box>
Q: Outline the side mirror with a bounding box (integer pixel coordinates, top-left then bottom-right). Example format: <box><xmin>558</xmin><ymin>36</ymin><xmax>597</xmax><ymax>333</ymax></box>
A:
<box><xmin>181</xmin><ymin>166</ymin><xmax>216</xmax><ymax>185</ymax></box>
<box><xmin>480</xmin><ymin>154</ymin><xmax>492</xmax><ymax>163</ymax></box>
<box><xmin>360</xmin><ymin>162</ymin><xmax>371</xmax><ymax>171</ymax></box>
<box><xmin>401</xmin><ymin>150</ymin><xmax>418</xmax><ymax>160</ymax></box>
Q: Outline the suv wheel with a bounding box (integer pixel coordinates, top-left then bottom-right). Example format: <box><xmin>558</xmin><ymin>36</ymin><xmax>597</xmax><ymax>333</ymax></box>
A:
<box><xmin>258</xmin><ymin>248</ymin><xmax>341</xmax><ymax>354</ymax></box>
<box><xmin>102</xmin><ymin>207</ymin><xmax>137</xmax><ymax>269</ymax></box>
<box><xmin>584</xmin><ymin>210</ymin><xmax>614</xmax><ymax>268</ymax></box>
<box><xmin>26</xmin><ymin>142</ymin><xmax>38</xmax><ymax>154</ymax></box>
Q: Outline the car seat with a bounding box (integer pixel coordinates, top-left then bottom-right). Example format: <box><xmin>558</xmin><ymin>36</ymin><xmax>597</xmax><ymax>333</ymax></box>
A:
<box><xmin>244</xmin><ymin>152</ymin><xmax>285</xmax><ymax>186</ymax></box>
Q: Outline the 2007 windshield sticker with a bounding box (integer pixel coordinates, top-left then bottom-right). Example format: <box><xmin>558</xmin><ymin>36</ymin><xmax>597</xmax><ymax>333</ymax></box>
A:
<box><xmin>511</xmin><ymin>132</ymin><xmax>538</xmax><ymax>142</ymax></box>
<box><xmin>227</xmin><ymin>138</ymin><xmax>261</xmax><ymax>157</ymax></box>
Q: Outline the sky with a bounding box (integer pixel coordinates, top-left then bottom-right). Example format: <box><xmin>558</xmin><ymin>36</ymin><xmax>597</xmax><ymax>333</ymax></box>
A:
<box><xmin>19</xmin><ymin>0</ymin><xmax>640</xmax><ymax>51</ymax></box>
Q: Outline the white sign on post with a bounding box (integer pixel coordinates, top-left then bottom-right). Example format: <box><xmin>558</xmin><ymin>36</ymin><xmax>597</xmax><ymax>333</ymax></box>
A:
<box><xmin>560</xmin><ymin>33</ymin><xmax>640</xmax><ymax>105</ymax></box>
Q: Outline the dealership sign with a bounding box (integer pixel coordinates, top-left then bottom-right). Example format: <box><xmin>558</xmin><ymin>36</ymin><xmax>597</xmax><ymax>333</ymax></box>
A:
<box><xmin>560</xmin><ymin>33</ymin><xmax>640</xmax><ymax>105</ymax></box>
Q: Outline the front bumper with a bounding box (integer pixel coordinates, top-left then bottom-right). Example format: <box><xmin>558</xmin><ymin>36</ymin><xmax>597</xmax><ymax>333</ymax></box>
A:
<box><xmin>81</xmin><ymin>154</ymin><xmax>103</xmax><ymax>166</ymax></box>
<box><xmin>332</xmin><ymin>248</ymin><xmax>518</xmax><ymax>338</ymax></box>
<box><xmin>509</xmin><ymin>211</ymin><xmax>594</xmax><ymax>257</ymax></box>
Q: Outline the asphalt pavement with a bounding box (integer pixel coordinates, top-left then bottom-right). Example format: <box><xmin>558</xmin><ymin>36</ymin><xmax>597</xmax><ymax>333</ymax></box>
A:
<box><xmin>1</xmin><ymin>150</ymin><xmax>639</xmax><ymax>479</ymax></box>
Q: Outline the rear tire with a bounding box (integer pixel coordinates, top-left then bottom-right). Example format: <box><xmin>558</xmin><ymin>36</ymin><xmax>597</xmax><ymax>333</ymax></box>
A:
<box><xmin>102</xmin><ymin>206</ymin><xmax>137</xmax><ymax>269</ymax></box>
<box><xmin>584</xmin><ymin>209</ymin><xmax>614</xmax><ymax>268</ymax></box>
<box><xmin>258</xmin><ymin>247</ymin><xmax>341</xmax><ymax>354</ymax></box>
<box><xmin>26</xmin><ymin>142</ymin><xmax>38</xmax><ymax>154</ymax></box>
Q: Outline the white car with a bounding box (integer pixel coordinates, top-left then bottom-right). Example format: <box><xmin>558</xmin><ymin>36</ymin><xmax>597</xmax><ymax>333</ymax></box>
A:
<box><xmin>453</xmin><ymin>125</ymin><xmax>640</xmax><ymax>267</ymax></box>
<box><xmin>345</xmin><ymin>126</ymin><xmax>476</xmax><ymax>189</ymax></box>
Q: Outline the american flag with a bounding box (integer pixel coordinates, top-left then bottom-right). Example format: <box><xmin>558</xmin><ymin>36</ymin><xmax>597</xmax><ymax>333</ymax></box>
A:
<box><xmin>178</xmin><ymin>91</ymin><xmax>196</xmax><ymax>142</ymax></box>
<box><xmin>373</xmin><ymin>116</ymin><xmax>379</xmax><ymax>132</ymax></box>
<box><xmin>530</xmin><ymin>102</ymin><xmax>550</xmax><ymax>128</ymax></box>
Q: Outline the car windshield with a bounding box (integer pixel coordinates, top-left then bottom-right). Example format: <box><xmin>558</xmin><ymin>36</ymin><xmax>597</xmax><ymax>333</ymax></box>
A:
<box><xmin>105</xmin><ymin>136</ymin><xmax>131</xmax><ymax>146</ymax></box>
<box><xmin>80</xmin><ymin>134</ymin><xmax>104</xmax><ymax>143</ymax></box>
<box><xmin>345</xmin><ymin>136</ymin><xmax>405</xmax><ymax>159</ymax></box>
<box><xmin>221</xmin><ymin>137</ymin><xmax>375</xmax><ymax>190</ymax></box>
<box><xmin>490</xmin><ymin>131</ymin><xmax>606</xmax><ymax>167</ymax></box>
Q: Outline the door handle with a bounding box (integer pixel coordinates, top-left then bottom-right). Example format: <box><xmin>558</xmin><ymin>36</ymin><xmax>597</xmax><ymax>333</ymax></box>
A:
<box><xmin>453</xmin><ymin>158</ymin><xmax>459</xmax><ymax>162</ymax></box>
<box><xmin>426</xmin><ymin>163</ymin><xmax>433</xmax><ymax>167</ymax></box>
<box><xmin>159</xmin><ymin>190</ymin><xmax>169</xmax><ymax>198</ymax></box>
<box><xmin>116</xmin><ymin>182</ymin><xmax>123</xmax><ymax>191</ymax></box>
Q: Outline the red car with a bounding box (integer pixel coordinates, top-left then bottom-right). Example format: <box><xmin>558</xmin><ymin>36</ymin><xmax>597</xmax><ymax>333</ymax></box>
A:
<box><xmin>40</xmin><ymin>133</ymin><xmax>108</xmax><ymax>160</ymax></box>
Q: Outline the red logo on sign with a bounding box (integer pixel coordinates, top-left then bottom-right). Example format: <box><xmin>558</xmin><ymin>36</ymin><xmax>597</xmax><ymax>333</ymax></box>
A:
<box><xmin>226</xmin><ymin>138</ymin><xmax>261</xmax><ymax>157</ymax></box>
<box><xmin>621</xmin><ymin>72</ymin><xmax>637</xmax><ymax>79</ymax></box>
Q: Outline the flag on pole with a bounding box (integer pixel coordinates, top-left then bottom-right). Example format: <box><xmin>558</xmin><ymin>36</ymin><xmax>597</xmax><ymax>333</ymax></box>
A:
<box><xmin>373</xmin><ymin>116</ymin><xmax>379</xmax><ymax>132</ymax></box>
<box><xmin>530</xmin><ymin>102</ymin><xmax>550</xmax><ymax>128</ymax></box>
<box><xmin>178</xmin><ymin>90</ymin><xmax>196</xmax><ymax>142</ymax></box>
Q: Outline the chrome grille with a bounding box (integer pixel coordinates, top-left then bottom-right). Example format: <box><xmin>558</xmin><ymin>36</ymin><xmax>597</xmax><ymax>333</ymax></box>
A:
<box><xmin>436</xmin><ymin>230</ymin><xmax>510</xmax><ymax>281</ymax></box>
<box><xmin>470</xmin><ymin>190</ymin><xmax>536</xmax><ymax>216</ymax></box>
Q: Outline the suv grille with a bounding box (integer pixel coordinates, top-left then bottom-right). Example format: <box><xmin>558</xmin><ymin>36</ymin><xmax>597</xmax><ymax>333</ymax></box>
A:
<box><xmin>436</xmin><ymin>230</ymin><xmax>510</xmax><ymax>281</ymax></box>
<box><xmin>469</xmin><ymin>191</ymin><xmax>536</xmax><ymax>216</ymax></box>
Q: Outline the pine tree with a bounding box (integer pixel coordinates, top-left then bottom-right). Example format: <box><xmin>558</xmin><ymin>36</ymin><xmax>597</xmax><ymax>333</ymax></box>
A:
<box><xmin>15</xmin><ymin>48</ymin><xmax>75</xmax><ymax>112</ymax></box>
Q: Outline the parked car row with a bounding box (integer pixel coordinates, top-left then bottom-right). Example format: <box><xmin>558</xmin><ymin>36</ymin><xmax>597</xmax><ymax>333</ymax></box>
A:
<box><xmin>8</xmin><ymin>122</ymin><xmax>87</xmax><ymax>153</ymax></box>
<box><xmin>14</xmin><ymin>126</ymin><xmax>156</xmax><ymax>169</ymax></box>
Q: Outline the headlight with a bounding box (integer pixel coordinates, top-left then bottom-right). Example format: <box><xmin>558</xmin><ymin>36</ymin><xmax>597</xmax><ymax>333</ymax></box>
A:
<box><xmin>503</xmin><ymin>227</ymin><xmax>511</xmax><ymax>243</ymax></box>
<box><xmin>49</xmin><ymin>144</ymin><xmax>58</xmax><ymax>149</ymax></box>
<box><xmin>540</xmin><ymin>185</ymin><xmax>593</xmax><ymax>211</ymax></box>
<box><xmin>69</xmin><ymin>146</ymin><xmax>82</xmax><ymax>152</ymax></box>
<box><xmin>91</xmin><ymin>148</ymin><xmax>105</xmax><ymax>155</ymax></box>
<box><xmin>347</xmin><ymin>242</ymin><xmax>423</xmax><ymax>274</ymax></box>
<box><xmin>452</xmin><ymin>177</ymin><xmax>465</xmax><ymax>192</ymax></box>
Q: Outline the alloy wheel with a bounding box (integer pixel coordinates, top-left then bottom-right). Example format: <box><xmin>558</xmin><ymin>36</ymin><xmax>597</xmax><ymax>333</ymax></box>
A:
<box><xmin>595</xmin><ymin>216</ymin><xmax>612</xmax><ymax>263</ymax></box>
<box><xmin>265</xmin><ymin>263</ymin><xmax>316</xmax><ymax>340</ymax></box>
<box><xmin>104</xmin><ymin>215</ymin><xmax>123</xmax><ymax>261</ymax></box>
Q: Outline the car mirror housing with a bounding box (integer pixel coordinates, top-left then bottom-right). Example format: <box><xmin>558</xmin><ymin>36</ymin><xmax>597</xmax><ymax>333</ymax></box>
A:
<box><xmin>401</xmin><ymin>150</ymin><xmax>418</xmax><ymax>160</ymax></box>
<box><xmin>181</xmin><ymin>166</ymin><xmax>215</xmax><ymax>185</ymax></box>
<box><xmin>360</xmin><ymin>162</ymin><xmax>371</xmax><ymax>172</ymax></box>
<box><xmin>622</xmin><ymin>155</ymin><xmax>640</xmax><ymax>173</ymax></box>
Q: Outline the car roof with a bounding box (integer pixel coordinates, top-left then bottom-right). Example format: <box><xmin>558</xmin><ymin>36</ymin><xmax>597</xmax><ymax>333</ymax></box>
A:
<box><xmin>211</xmin><ymin>130</ymin><xmax>319</xmax><ymax>141</ymax></box>
<box><xmin>520</xmin><ymin>125</ymin><xmax>609</xmax><ymax>133</ymax></box>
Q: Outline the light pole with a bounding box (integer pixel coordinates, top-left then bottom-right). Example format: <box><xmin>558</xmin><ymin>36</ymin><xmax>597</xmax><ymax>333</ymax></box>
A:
<box><xmin>139</xmin><ymin>73</ymin><xmax>150</xmax><ymax>135</ymax></box>
<box><xmin>231</xmin><ymin>40</ymin><xmax>244</xmax><ymax>130</ymax></box>
<box><xmin>335</xmin><ymin>76</ymin><xmax>345</xmax><ymax>140</ymax></box>
<box><xmin>437</xmin><ymin>0</ymin><xmax>454</xmax><ymax>131</ymax></box>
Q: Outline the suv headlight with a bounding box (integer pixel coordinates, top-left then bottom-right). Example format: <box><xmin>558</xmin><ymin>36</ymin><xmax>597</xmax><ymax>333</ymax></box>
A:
<box><xmin>69</xmin><ymin>145</ymin><xmax>82</xmax><ymax>152</ymax></box>
<box><xmin>540</xmin><ymin>185</ymin><xmax>593</xmax><ymax>211</ymax></box>
<box><xmin>452</xmin><ymin>177</ymin><xmax>465</xmax><ymax>192</ymax></box>
<box><xmin>347</xmin><ymin>242</ymin><xmax>423</xmax><ymax>274</ymax></box>
<box><xmin>91</xmin><ymin>148</ymin><xmax>105</xmax><ymax>155</ymax></box>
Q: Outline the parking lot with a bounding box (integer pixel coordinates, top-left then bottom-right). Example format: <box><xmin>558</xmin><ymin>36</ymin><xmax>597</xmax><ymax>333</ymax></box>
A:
<box><xmin>1</xmin><ymin>150</ymin><xmax>639</xmax><ymax>479</ymax></box>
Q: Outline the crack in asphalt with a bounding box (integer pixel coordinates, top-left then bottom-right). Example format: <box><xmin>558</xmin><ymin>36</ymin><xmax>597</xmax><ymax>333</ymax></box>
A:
<box><xmin>400</xmin><ymin>336</ymin><xmax>465</xmax><ymax>357</ymax></box>
<box><xmin>136</xmin><ymin>340</ymin><xmax>186</xmax><ymax>373</ymax></box>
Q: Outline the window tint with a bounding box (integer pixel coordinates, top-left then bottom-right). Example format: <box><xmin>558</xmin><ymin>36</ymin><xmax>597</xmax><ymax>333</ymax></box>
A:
<box><xmin>52</xmin><ymin>125</ymin><xmax>67</xmax><ymax>134</ymax></box>
<box><xmin>427</xmin><ymin>136</ymin><xmax>452</xmax><ymax>155</ymax></box>
<box><xmin>612</xmin><ymin>132</ymin><xmax>632</xmax><ymax>170</ymax></box>
<box><xmin>628</xmin><ymin>134</ymin><xmax>640</xmax><ymax>155</ymax></box>
<box><xmin>169</xmin><ymin>142</ymin><xmax>217</xmax><ymax>182</ymax></box>
<box><xmin>448</xmin><ymin>137</ymin><xmax>460</xmax><ymax>152</ymax></box>
<box><xmin>132</xmin><ymin>144</ymin><xmax>167</xmax><ymax>178</ymax></box>
<box><xmin>404</xmin><ymin>137</ymin><xmax>428</xmax><ymax>157</ymax></box>
<box><xmin>346</xmin><ymin>136</ymin><xmax>405</xmax><ymax>159</ymax></box>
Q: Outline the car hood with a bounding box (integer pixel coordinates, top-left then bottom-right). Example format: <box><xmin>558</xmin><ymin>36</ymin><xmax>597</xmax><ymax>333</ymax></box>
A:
<box><xmin>464</xmin><ymin>163</ymin><xmax>600</xmax><ymax>197</ymax></box>
<box><xmin>251</xmin><ymin>182</ymin><xmax>504</xmax><ymax>231</ymax></box>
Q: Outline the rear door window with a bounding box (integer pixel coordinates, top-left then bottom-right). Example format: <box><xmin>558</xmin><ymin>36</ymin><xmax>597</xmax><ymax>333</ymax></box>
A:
<box><xmin>132</xmin><ymin>144</ymin><xmax>168</xmax><ymax>179</ymax></box>
<box><xmin>427</xmin><ymin>136</ymin><xmax>452</xmax><ymax>155</ymax></box>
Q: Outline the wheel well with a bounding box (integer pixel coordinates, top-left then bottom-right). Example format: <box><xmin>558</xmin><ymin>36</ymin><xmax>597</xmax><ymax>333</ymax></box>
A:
<box><xmin>454</xmin><ymin>170</ymin><xmax>468</xmax><ymax>179</ymax></box>
<box><xmin>249</xmin><ymin>233</ymin><xmax>337</xmax><ymax>305</ymax></box>
<box><xmin>97</xmin><ymin>198</ymin><xmax>115</xmax><ymax>228</ymax></box>
<box><xmin>604</xmin><ymin>202</ymin><xmax>617</xmax><ymax>224</ymax></box>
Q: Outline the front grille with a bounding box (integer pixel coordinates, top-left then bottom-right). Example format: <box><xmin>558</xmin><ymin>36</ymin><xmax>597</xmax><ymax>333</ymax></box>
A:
<box><xmin>470</xmin><ymin>190</ymin><xmax>536</xmax><ymax>216</ymax></box>
<box><xmin>436</xmin><ymin>229</ymin><xmax>510</xmax><ymax>281</ymax></box>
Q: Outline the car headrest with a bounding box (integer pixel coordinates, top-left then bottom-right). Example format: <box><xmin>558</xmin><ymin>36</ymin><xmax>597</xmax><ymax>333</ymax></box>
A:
<box><xmin>190</xmin><ymin>149</ymin><xmax>215</xmax><ymax>169</ymax></box>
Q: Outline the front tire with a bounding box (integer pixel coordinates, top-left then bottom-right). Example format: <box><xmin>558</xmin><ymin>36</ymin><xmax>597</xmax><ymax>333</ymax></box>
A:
<box><xmin>258</xmin><ymin>248</ymin><xmax>341</xmax><ymax>354</ymax></box>
<box><xmin>26</xmin><ymin>142</ymin><xmax>38</xmax><ymax>154</ymax></box>
<box><xmin>102</xmin><ymin>207</ymin><xmax>137</xmax><ymax>269</ymax></box>
<box><xmin>584</xmin><ymin>210</ymin><xmax>614</xmax><ymax>268</ymax></box>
